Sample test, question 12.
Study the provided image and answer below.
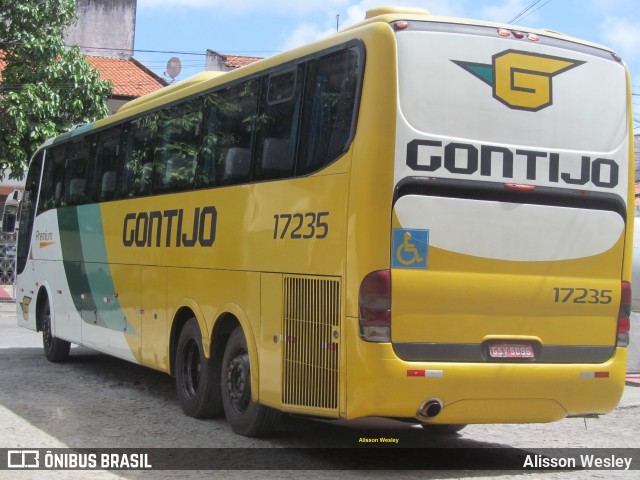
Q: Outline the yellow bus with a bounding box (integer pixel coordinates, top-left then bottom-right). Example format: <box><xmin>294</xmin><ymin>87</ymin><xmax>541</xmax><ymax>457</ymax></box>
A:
<box><xmin>6</xmin><ymin>7</ymin><xmax>633</xmax><ymax>437</ymax></box>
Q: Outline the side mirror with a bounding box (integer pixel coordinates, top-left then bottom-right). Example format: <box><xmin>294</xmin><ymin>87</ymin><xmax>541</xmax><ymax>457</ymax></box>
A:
<box><xmin>2</xmin><ymin>189</ymin><xmax>21</xmax><ymax>234</ymax></box>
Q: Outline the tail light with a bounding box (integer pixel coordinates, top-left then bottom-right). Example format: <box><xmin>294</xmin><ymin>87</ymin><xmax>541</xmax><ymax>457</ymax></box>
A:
<box><xmin>358</xmin><ymin>270</ymin><xmax>391</xmax><ymax>342</ymax></box>
<box><xmin>617</xmin><ymin>281</ymin><xmax>631</xmax><ymax>347</ymax></box>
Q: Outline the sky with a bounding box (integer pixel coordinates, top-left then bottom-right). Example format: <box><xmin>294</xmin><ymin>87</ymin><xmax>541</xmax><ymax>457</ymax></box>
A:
<box><xmin>132</xmin><ymin>0</ymin><xmax>640</xmax><ymax>128</ymax></box>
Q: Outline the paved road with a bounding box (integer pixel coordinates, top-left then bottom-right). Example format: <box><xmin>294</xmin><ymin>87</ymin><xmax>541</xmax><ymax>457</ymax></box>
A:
<box><xmin>0</xmin><ymin>301</ymin><xmax>639</xmax><ymax>479</ymax></box>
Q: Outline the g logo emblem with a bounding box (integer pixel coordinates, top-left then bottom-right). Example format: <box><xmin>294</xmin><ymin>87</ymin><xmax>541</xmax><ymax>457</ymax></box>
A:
<box><xmin>453</xmin><ymin>50</ymin><xmax>585</xmax><ymax>111</ymax></box>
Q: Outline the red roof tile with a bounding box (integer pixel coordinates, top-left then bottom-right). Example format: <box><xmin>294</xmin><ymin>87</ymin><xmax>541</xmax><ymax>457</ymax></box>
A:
<box><xmin>223</xmin><ymin>54</ymin><xmax>262</xmax><ymax>69</ymax></box>
<box><xmin>0</xmin><ymin>51</ymin><xmax>166</xmax><ymax>98</ymax></box>
<box><xmin>85</xmin><ymin>56</ymin><xmax>167</xmax><ymax>97</ymax></box>
<box><xmin>0</xmin><ymin>53</ymin><xmax>6</xmax><ymax>80</ymax></box>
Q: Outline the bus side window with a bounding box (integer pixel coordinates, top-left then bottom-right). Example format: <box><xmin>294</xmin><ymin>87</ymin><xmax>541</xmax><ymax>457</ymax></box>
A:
<box><xmin>117</xmin><ymin>124</ymin><xmax>136</xmax><ymax>198</ymax></box>
<box><xmin>117</xmin><ymin>115</ymin><xmax>158</xmax><ymax>198</ymax></box>
<box><xmin>198</xmin><ymin>78</ymin><xmax>259</xmax><ymax>187</ymax></box>
<box><xmin>297</xmin><ymin>48</ymin><xmax>360</xmax><ymax>176</ymax></box>
<box><xmin>64</xmin><ymin>140</ymin><xmax>90</xmax><ymax>206</ymax></box>
<box><xmin>154</xmin><ymin>100</ymin><xmax>202</xmax><ymax>193</ymax></box>
<box><xmin>252</xmin><ymin>66</ymin><xmax>303</xmax><ymax>182</ymax></box>
<box><xmin>197</xmin><ymin>92</ymin><xmax>222</xmax><ymax>188</ymax></box>
<box><xmin>38</xmin><ymin>144</ymin><xmax>68</xmax><ymax>214</ymax></box>
<box><xmin>16</xmin><ymin>151</ymin><xmax>44</xmax><ymax>275</ymax></box>
<box><xmin>89</xmin><ymin>127</ymin><xmax>121</xmax><ymax>203</ymax></box>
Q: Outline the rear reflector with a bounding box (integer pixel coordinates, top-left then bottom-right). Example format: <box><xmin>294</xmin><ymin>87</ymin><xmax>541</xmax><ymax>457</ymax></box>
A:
<box><xmin>580</xmin><ymin>372</ymin><xmax>610</xmax><ymax>379</ymax></box>
<box><xmin>504</xmin><ymin>183</ymin><xmax>535</xmax><ymax>191</ymax></box>
<box><xmin>407</xmin><ymin>369</ymin><xmax>444</xmax><ymax>378</ymax></box>
<box><xmin>617</xmin><ymin>281</ymin><xmax>631</xmax><ymax>347</ymax></box>
<box><xmin>359</xmin><ymin>270</ymin><xmax>391</xmax><ymax>342</ymax></box>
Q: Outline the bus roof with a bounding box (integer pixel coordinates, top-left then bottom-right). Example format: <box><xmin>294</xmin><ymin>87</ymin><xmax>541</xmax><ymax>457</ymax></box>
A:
<box><xmin>66</xmin><ymin>6</ymin><xmax>618</xmax><ymax>139</ymax></box>
<box><xmin>116</xmin><ymin>71</ymin><xmax>226</xmax><ymax>115</ymax></box>
<box><xmin>343</xmin><ymin>6</ymin><xmax>615</xmax><ymax>54</ymax></box>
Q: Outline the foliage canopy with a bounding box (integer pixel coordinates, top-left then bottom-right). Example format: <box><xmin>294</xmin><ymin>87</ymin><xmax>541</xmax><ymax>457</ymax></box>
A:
<box><xmin>0</xmin><ymin>0</ymin><xmax>113</xmax><ymax>180</ymax></box>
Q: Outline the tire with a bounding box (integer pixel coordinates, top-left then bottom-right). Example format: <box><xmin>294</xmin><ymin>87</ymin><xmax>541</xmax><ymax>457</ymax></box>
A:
<box><xmin>40</xmin><ymin>296</ymin><xmax>70</xmax><ymax>363</ymax></box>
<box><xmin>221</xmin><ymin>327</ymin><xmax>281</xmax><ymax>437</ymax></box>
<box><xmin>420</xmin><ymin>423</ymin><xmax>467</xmax><ymax>435</ymax></box>
<box><xmin>175</xmin><ymin>318</ymin><xmax>223</xmax><ymax>418</ymax></box>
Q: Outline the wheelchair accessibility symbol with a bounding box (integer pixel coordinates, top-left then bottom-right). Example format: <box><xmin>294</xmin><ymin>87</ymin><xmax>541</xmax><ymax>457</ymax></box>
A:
<box><xmin>392</xmin><ymin>229</ymin><xmax>429</xmax><ymax>269</ymax></box>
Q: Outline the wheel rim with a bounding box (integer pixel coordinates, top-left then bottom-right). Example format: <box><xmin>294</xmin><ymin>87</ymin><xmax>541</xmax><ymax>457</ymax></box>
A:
<box><xmin>42</xmin><ymin>303</ymin><xmax>52</xmax><ymax>349</ymax></box>
<box><xmin>226</xmin><ymin>351</ymin><xmax>250</xmax><ymax>414</ymax></box>
<box><xmin>181</xmin><ymin>339</ymin><xmax>201</xmax><ymax>398</ymax></box>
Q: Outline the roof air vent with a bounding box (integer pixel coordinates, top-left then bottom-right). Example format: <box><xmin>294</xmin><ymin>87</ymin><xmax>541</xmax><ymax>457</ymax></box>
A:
<box><xmin>365</xmin><ymin>7</ymin><xmax>431</xmax><ymax>19</ymax></box>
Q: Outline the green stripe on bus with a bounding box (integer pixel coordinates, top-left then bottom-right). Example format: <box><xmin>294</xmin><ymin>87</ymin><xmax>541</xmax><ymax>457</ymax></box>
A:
<box><xmin>58</xmin><ymin>205</ymin><xmax>138</xmax><ymax>335</ymax></box>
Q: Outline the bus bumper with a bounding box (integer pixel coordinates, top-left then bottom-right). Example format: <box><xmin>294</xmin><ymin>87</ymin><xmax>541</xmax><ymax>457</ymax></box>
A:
<box><xmin>344</xmin><ymin>317</ymin><xmax>626</xmax><ymax>424</ymax></box>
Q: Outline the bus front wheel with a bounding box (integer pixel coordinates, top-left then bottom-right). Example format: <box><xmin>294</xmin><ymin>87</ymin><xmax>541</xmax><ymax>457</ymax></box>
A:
<box><xmin>175</xmin><ymin>318</ymin><xmax>223</xmax><ymax>418</ymax></box>
<box><xmin>40</xmin><ymin>296</ymin><xmax>70</xmax><ymax>363</ymax></box>
<box><xmin>221</xmin><ymin>327</ymin><xmax>281</xmax><ymax>437</ymax></box>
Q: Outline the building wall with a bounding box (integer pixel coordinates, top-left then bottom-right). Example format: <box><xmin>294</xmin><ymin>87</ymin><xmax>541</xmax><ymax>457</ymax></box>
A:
<box><xmin>106</xmin><ymin>97</ymin><xmax>131</xmax><ymax>115</ymax></box>
<box><xmin>65</xmin><ymin>0</ymin><xmax>136</xmax><ymax>58</ymax></box>
<box><xmin>205</xmin><ymin>51</ymin><xmax>233</xmax><ymax>72</ymax></box>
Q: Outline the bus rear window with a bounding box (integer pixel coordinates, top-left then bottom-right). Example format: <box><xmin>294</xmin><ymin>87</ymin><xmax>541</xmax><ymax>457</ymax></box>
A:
<box><xmin>297</xmin><ymin>47</ymin><xmax>360</xmax><ymax>176</ymax></box>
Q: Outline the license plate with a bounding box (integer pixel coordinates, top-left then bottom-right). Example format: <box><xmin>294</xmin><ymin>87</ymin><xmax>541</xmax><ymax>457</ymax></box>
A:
<box><xmin>489</xmin><ymin>343</ymin><xmax>535</xmax><ymax>359</ymax></box>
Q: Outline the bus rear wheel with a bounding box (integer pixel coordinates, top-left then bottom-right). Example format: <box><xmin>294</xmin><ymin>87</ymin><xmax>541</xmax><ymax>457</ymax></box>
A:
<box><xmin>221</xmin><ymin>327</ymin><xmax>281</xmax><ymax>437</ymax></box>
<box><xmin>40</xmin><ymin>296</ymin><xmax>70</xmax><ymax>363</ymax></box>
<box><xmin>175</xmin><ymin>318</ymin><xmax>223</xmax><ymax>418</ymax></box>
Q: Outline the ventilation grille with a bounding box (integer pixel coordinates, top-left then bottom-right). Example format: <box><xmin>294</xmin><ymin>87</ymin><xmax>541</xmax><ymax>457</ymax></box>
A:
<box><xmin>282</xmin><ymin>275</ymin><xmax>340</xmax><ymax>411</ymax></box>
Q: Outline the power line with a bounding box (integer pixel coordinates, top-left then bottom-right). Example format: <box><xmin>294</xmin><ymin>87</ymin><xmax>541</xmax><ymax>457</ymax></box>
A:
<box><xmin>516</xmin><ymin>0</ymin><xmax>552</xmax><ymax>23</ymax></box>
<box><xmin>508</xmin><ymin>0</ymin><xmax>553</xmax><ymax>24</ymax></box>
<box><xmin>2</xmin><ymin>41</ymin><xmax>276</xmax><ymax>59</ymax></box>
<box><xmin>69</xmin><ymin>44</ymin><xmax>277</xmax><ymax>56</ymax></box>
<box><xmin>508</xmin><ymin>0</ymin><xmax>544</xmax><ymax>23</ymax></box>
